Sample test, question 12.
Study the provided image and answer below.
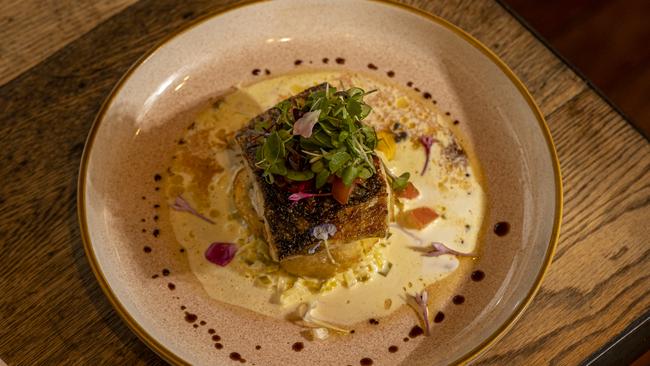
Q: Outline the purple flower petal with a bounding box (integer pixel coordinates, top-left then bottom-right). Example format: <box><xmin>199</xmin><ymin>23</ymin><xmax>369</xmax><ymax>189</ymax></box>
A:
<box><xmin>421</xmin><ymin>242</ymin><xmax>474</xmax><ymax>257</ymax></box>
<box><xmin>411</xmin><ymin>290</ymin><xmax>430</xmax><ymax>336</ymax></box>
<box><xmin>419</xmin><ymin>136</ymin><xmax>436</xmax><ymax>176</ymax></box>
<box><xmin>170</xmin><ymin>195</ymin><xmax>216</xmax><ymax>224</ymax></box>
<box><xmin>311</xmin><ymin>223</ymin><xmax>337</xmax><ymax>241</ymax></box>
<box><xmin>292</xmin><ymin>110</ymin><xmax>321</xmax><ymax>138</ymax></box>
<box><xmin>288</xmin><ymin>192</ymin><xmax>332</xmax><ymax>202</ymax></box>
<box><xmin>205</xmin><ymin>242</ymin><xmax>238</xmax><ymax>266</ymax></box>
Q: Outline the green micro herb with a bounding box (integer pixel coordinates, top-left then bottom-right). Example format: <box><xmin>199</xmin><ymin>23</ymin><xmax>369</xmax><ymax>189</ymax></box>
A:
<box><xmin>254</xmin><ymin>84</ymin><xmax>389</xmax><ymax>188</ymax></box>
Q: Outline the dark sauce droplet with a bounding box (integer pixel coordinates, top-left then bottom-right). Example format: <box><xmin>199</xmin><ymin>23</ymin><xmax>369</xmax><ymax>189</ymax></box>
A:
<box><xmin>494</xmin><ymin>221</ymin><xmax>510</xmax><ymax>236</ymax></box>
<box><xmin>252</xmin><ymin>68</ymin><xmax>261</xmax><ymax>75</ymax></box>
<box><xmin>212</xmin><ymin>334</ymin><xmax>221</xmax><ymax>341</ymax></box>
<box><xmin>414</xmin><ymin>87</ymin><xmax>421</xmax><ymax>92</ymax></box>
<box><xmin>230</xmin><ymin>352</ymin><xmax>242</xmax><ymax>361</ymax></box>
<box><xmin>152</xmin><ymin>229</ymin><xmax>160</xmax><ymax>237</ymax></box>
<box><xmin>368</xmin><ymin>318</ymin><xmax>379</xmax><ymax>325</ymax></box>
<box><xmin>153</xmin><ymin>204</ymin><xmax>160</xmax><ymax>209</ymax></box>
<box><xmin>294</xmin><ymin>59</ymin><xmax>302</xmax><ymax>66</ymax></box>
<box><xmin>162</xmin><ymin>268</ymin><xmax>170</xmax><ymax>276</ymax></box>
<box><xmin>453</xmin><ymin>120</ymin><xmax>460</xmax><ymax>125</ymax></box>
<box><xmin>360</xmin><ymin>357</ymin><xmax>373</xmax><ymax>365</ymax></box>
<box><xmin>322</xmin><ymin>57</ymin><xmax>329</xmax><ymax>64</ymax></box>
<box><xmin>200</xmin><ymin>320</ymin><xmax>206</xmax><ymax>326</ymax></box>
<box><xmin>386</xmin><ymin>70</ymin><xmax>395</xmax><ymax>77</ymax></box>
<box><xmin>193</xmin><ymin>324</ymin><xmax>198</xmax><ymax>328</ymax></box>
<box><xmin>184</xmin><ymin>312</ymin><xmax>197</xmax><ymax>323</ymax></box>
<box><xmin>208</xmin><ymin>328</ymin><xmax>215</xmax><ymax>334</ymax></box>
<box><xmin>406</xmin><ymin>81</ymin><xmax>413</xmax><ymax>87</ymax></box>
<box><xmin>265</xmin><ymin>69</ymin><xmax>271</xmax><ymax>75</ymax></box>
<box><xmin>154</xmin><ymin>174</ymin><xmax>162</xmax><ymax>182</ymax></box>
<box><xmin>215</xmin><ymin>343</ymin><xmax>223</xmax><ymax>349</ymax></box>
<box><xmin>180</xmin><ymin>248</ymin><xmax>185</xmax><ymax>253</ymax></box>
<box><xmin>151</xmin><ymin>274</ymin><xmax>159</xmax><ymax>279</ymax></box>
<box><xmin>445</xmin><ymin>112</ymin><xmax>451</xmax><ymax>116</ymax></box>
<box><xmin>403</xmin><ymin>337</ymin><xmax>409</xmax><ymax>342</ymax></box>
<box><xmin>292</xmin><ymin>342</ymin><xmax>304</xmax><ymax>352</ymax></box>
<box><xmin>408</xmin><ymin>325</ymin><xmax>424</xmax><ymax>338</ymax></box>
<box><xmin>388</xmin><ymin>345</ymin><xmax>398</xmax><ymax>353</ymax></box>
<box><xmin>335</xmin><ymin>57</ymin><xmax>345</xmax><ymax>64</ymax></box>
<box><xmin>423</xmin><ymin>92</ymin><xmax>432</xmax><ymax>99</ymax></box>
<box><xmin>471</xmin><ymin>270</ymin><xmax>485</xmax><ymax>282</ymax></box>
<box><xmin>143</xmin><ymin>246</ymin><xmax>151</xmax><ymax>253</ymax></box>
<box><xmin>153</xmin><ymin>215</ymin><xmax>159</xmax><ymax>221</ymax></box>
<box><xmin>367</xmin><ymin>63</ymin><xmax>378</xmax><ymax>70</ymax></box>
<box><xmin>452</xmin><ymin>295</ymin><xmax>465</xmax><ymax>305</ymax></box>
<box><xmin>434</xmin><ymin>311</ymin><xmax>445</xmax><ymax>323</ymax></box>
<box><xmin>141</xmin><ymin>196</ymin><xmax>146</xmax><ymax>200</ymax></box>
<box><xmin>180</xmin><ymin>305</ymin><xmax>186</xmax><ymax>310</ymax></box>
<box><xmin>168</xmin><ymin>282</ymin><xmax>176</xmax><ymax>290</ymax></box>
<box><xmin>255</xmin><ymin>345</ymin><xmax>261</xmax><ymax>350</ymax></box>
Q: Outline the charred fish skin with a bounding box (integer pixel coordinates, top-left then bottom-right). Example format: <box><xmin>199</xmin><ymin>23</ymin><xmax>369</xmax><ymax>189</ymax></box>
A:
<box><xmin>235</xmin><ymin>83</ymin><xmax>389</xmax><ymax>261</ymax></box>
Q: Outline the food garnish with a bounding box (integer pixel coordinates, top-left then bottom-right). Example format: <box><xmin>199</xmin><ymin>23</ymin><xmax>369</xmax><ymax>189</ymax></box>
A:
<box><xmin>288</xmin><ymin>192</ymin><xmax>332</xmax><ymax>202</ymax></box>
<box><xmin>411</xmin><ymin>290</ymin><xmax>431</xmax><ymax>336</ymax></box>
<box><xmin>395</xmin><ymin>181</ymin><xmax>420</xmax><ymax>199</ymax></box>
<box><xmin>419</xmin><ymin>135</ymin><xmax>436</xmax><ymax>175</ymax></box>
<box><xmin>311</xmin><ymin>223</ymin><xmax>337</xmax><ymax>263</ymax></box>
<box><xmin>254</xmin><ymin>86</ymin><xmax>379</xmax><ymax>189</ymax></box>
<box><xmin>420</xmin><ymin>242</ymin><xmax>474</xmax><ymax>258</ymax></box>
<box><xmin>170</xmin><ymin>195</ymin><xmax>216</xmax><ymax>224</ymax></box>
<box><xmin>396</xmin><ymin>207</ymin><xmax>438</xmax><ymax>230</ymax></box>
<box><xmin>296</xmin><ymin>302</ymin><xmax>350</xmax><ymax>334</ymax></box>
<box><xmin>205</xmin><ymin>242</ymin><xmax>238</xmax><ymax>266</ymax></box>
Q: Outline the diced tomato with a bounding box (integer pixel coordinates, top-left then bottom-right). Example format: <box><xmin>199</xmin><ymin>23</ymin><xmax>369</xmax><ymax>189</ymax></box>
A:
<box><xmin>397</xmin><ymin>207</ymin><xmax>438</xmax><ymax>230</ymax></box>
<box><xmin>395</xmin><ymin>182</ymin><xmax>420</xmax><ymax>199</ymax></box>
<box><xmin>332</xmin><ymin>177</ymin><xmax>361</xmax><ymax>205</ymax></box>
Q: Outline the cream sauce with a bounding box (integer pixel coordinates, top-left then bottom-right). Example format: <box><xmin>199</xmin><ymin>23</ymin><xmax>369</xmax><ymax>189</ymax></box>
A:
<box><xmin>164</xmin><ymin>71</ymin><xmax>485</xmax><ymax>326</ymax></box>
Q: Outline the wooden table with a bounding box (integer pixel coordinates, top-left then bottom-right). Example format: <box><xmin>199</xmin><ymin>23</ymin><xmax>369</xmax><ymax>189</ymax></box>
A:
<box><xmin>1</xmin><ymin>0</ymin><xmax>648</xmax><ymax>364</ymax></box>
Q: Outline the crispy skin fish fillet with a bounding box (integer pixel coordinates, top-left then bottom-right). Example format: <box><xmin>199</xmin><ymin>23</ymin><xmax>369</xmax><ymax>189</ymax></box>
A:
<box><xmin>234</xmin><ymin>84</ymin><xmax>389</xmax><ymax>278</ymax></box>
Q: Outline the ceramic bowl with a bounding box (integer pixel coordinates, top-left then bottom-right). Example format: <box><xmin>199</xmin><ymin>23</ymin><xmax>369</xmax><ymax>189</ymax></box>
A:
<box><xmin>78</xmin><ymin>1</ymin><xmax>561</xmax><ymax>365</ymax></box>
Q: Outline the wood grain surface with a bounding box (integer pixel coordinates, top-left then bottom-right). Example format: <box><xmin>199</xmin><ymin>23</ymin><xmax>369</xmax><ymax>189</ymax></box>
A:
<box><xmin>0</xmin><ymin>0</ymin><xmax>648</xmax><ymax>365</ymax></box>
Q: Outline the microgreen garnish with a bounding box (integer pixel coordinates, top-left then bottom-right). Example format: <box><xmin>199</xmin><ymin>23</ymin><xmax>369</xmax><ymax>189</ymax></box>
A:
<box><xmin>311</xmin><ymin>223</ymin><xmax>337</xmax><ymax>263</ymax></box>
<box><xmin>420</xmin><ymin>242</ymin><xmax>474</xmax><ymax>257</ymax></box>
<box><xmin>419</xmin><ymin>136</ymin><xmax>436</xmax><ymax>175</ymax></box>
<box><xmin>288</xmin><ymin>192</ymin><xmax>332</xmax><ymax>202</ymax></box>
<box><xmin>410</xmin><ymin>290</ymin><xmax>431</xmax><ymax>336</ymax></box>
<box><xmin>170</xmin><ymin>195</ymin><xmax>215</xmax><ymax>224</ymax></box>
<box><xmin>254</xmin><ymin>85</ymin><xmax>380</xmax><ymax>189</ymax></box>
<box><xmin>379</xmin><ymin>158</ymin><xmax>411</xmax><ymax>192</ymax></box>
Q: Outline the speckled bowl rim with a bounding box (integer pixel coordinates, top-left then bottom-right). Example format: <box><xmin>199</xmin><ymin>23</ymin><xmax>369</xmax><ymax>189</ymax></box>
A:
<box><xmin>77</xmin><ymin>0</ymin><xmax>563</xmax><ymax>364</ymax></box>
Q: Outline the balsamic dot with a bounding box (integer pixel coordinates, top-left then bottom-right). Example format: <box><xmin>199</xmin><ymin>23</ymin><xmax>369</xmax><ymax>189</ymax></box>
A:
<box><xmin>215</xmin><ymin>343</ymin><xmax>223</xmax><ymax>349</ymax></box>
<box><xmin>452</xmin><ymin>295</ymin><xmax>465</xmax><ymax>304</ymax></box>
<box><xmin>453</xmin><ymin>120</ymin><xmax>460</xmax><ymax>125</ymax></box>
<box><xmin>445</xmin><ymin>112</ymin><xmax>451</xmax><ymax>116</ymax></box>
<box><xmin>141</xmin><ymin>218</ymin><xmax>146</xmax><ymax>222</ymax></box>
<box><xmin>162</xmin><ymin>268</ymin><xmax>170</xmax><ymax>276</ymax></box>
<box><xmin>153</xmin><ymin>204</ymin><xmax>160</xmax><ymax>209</ymax></box>
<box><xmin>434</xmin><ymin>311</ymin><xmax>445</xmax><ymax>323</ymax></box>
<box><xmin>386</xmin><ymin>70</ymin><xmax>395</xmax><ymax>77</ymax></box>
<box><xmin>168</xmin><ymin>283</ymin><xmax>176</xmax><ymax>290</ymax></box>
<box><xmin>208</xmin><ymin>328</ymin><xmax>215</xmax><ymax>334</ymax></box>
<box><xmin>184</xmin><ymin>312</ymin><xmax>197</xmax><ymax>323</ymax></box>
<box><xmin>153</xmin><ymin>215</ymin><xmax>159</xmax><ymax>221</ymax></box>
<box><xmin>193</xmin><ymin>324</ymin><xmax>198</xmax><ymax>328</ymax></box>
<box><xmin>406</xmin><ymin>81</ymin><xmax>413</xmax><ymax>87</ymax></box>
<box><xmin>181</xmin><ymin>305</ymin><xmax>186</xmax><ymax>310</ymax></box>
<box><xmin>388</xmin><ymin>345</ymin><xmax>398</xmax><ymax>353</ymax></box>
<box><xmin>264</xmin><ymin>69</ymin><xmax>271</xmax><ymax>75</ymax></box>
<box><xmin>141</xmin><ymin>229</ymin><xmax>146</xmax><ymax>233</ymax></box>
<box><xmin>180</xmin><ymin>248</ymin><xmax>186</xmax><ymax>253</ymax></box>
<box><xmin>403</xmin><ymin>337</ymin><xmax>409</xmax><ymax>342</ymax></box>
<box><xmin>255</xmin><ymin>345</ymin><xmax>261</xmax><ymax>350</ymax></box>
<box><xmin>200</xmin><ymin>320</ymin><xmax>206</xmax><ymax>326</ymax></box>
<box><xmin>154</xmin><ymin>174</ymin><xmax>162</xmax><ymax>182</ymax></box>
<box><xmin>414</xmin><ymin>87</ymin><xmax>421</xmax><ymax>92</ymax></box>
<box><xmin>143</xmin><ymin>246</ymin><xmax>152</xmax><ymax>253</ymax></box>
<box><xmin>252</xmin><ymin>68</ymin><xmax>261</xmax><ymax>75</ymax></box>
<box><xmin>294</xmin><ymin>59</ymin><xmax>302</xmax><ymax>66</ymax></box>
<box><xmin>155</xmin><ymin>187</ymin><xmax>160</xmax><ymax>191</ymax></box>
<box><xmin>494</xmin><ymin>221</ymin><xmax>510</xmax><ymax>236</ymax></box>
<box><xmin>360</xmin><ymin>357</ymin><xmax>373</xmax><ymax>365</ymax></box>
<box><xmin>335</xmin><ymin>57</ymin><xmax>345</xmax><ymax>64</ymax></box>
<box><xmin>367</xmin><ymin>63</ymin><xmax>378</xmax><ymax>70</ymax></box>
<box><xmin>471</xmin><ymin>270</ymin><xmax>485</xmax><ymax>282</ymax></box>
<box><xmin>153</xmin><ymin>229</ymin><xmax>160</xmax><ymax>237</ymax></box>
<box><xmin>141</xmin><ymin>196</ymin><xmax>146</xmax><ymax>200</ymax></box>
<box><xmin>432</xmin><ymin>100</ymin><xmax>438</xmax><ymax>104</ymax></box>
<box><xmin>151</xmin><ymin>274</ymin><xmax>159</xmax><ymax>279</ymax></box>
<box><xmin>322</xmin><ymin>57</ymin><xmax>329</xmax><ymax>63</ymax></box>
<box><xmin>212</xmin><ymin>334</ymin><xmax>221</xmax><ymax>341</ymax></box>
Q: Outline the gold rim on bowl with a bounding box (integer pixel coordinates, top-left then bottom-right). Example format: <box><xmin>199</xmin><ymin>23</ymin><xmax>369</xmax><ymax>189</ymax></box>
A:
<box><xmin>77</xmin><ymin>1</ymin><xmax>562</xmax><ymax>364</ymax></box>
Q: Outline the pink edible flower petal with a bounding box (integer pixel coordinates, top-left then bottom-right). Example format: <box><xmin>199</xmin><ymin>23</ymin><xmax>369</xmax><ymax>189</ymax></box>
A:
<box><xmin>288</xmin><ymin>192</ymin><xmax>332</xmax><ymax>202</ymax></box>
<box><xmin>292</xmin><ymin>110</ymin><xmax>321</xmax><ymax>138</ymax></box>
<box><xmin>419</xmin><ymin>136</ymin><xmax>436</xmax><ymax>176</ymax></box>
<box><xmin>205</xmin><ymin>242</ymin><xmax>237</xmax><ymax>266</ymax></box>
<box><xmin>421</xmin><ymin>242</ymin><xmax>474</xmax><ymax>257</ymax></box>
<box><xmin>170</xmin><ymin>195</ymin><xmax>215</xmax><ymax>224</ymax></box>
<box><xmin>411</xmin><ymin>290</ymin><xmax>431</xmax><ymax>336</ymax></box>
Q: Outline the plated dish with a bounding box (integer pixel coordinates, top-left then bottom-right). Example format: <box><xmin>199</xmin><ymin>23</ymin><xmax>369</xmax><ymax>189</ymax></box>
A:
<box><xmin>79</xmin><ymin>1</ymin><xmax>561</xmax><ymax>365</ymax></box>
